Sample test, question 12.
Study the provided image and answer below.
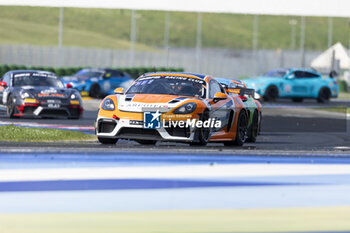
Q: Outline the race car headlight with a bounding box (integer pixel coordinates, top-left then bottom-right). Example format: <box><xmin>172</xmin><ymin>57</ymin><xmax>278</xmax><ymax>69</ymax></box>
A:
<box><xmin>20</xmin><ymin>91</ymin><xmax>33</xmax><ymax>99</ymax></box>
<box><xmin>173</xmin><ymin>102</ymin><xmax>197</xmax><ymax>114</ymax></box>
<box><xmin>70</xmin><ymin>93</ymin><xmax>77</xmax><ymax>99</ymax></box>
<box><xmin>101</xmin><ymin>98</ymin><xmax>115</xmax><ymax>111</ymax></box>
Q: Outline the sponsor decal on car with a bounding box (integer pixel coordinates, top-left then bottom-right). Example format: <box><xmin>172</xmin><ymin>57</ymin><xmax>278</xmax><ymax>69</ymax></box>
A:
<box><xmin>143</xmin><ymin>110</ymin><xmax>221</xmax><ymax>129</ymax></box>
<box><xmin>143</xmin><ymin>110</ymin><xmax>161</xmax><ymax>129</ymax></box>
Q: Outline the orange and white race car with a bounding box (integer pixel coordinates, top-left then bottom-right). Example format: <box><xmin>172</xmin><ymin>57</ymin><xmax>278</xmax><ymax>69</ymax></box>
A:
<box><xmin>216</xmin><ymin>78</ymin><xmax>263</xmax><ymax>142</ymax></box>
<box><xmin>95</xmin><ymin>72</ymin><xmax>248</xmax><ymax>146</ymax></box>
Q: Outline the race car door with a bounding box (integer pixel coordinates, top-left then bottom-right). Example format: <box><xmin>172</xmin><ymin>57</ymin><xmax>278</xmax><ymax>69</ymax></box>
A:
<box><xmin>208</xmin><ymin>79</ymin><xmax>232</xmax><ymax>132</ymax></box>
<box><xmin>290</xmin><ymin>71</ymin><xmax>318</xmax><ymax>97</ymax></box>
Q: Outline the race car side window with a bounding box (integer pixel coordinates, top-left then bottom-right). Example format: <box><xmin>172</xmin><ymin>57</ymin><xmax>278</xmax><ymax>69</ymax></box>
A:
<box><xmin>209</xmin><ymin>80</ymin><xmax>225</xmax><ymax>99</ymax></box>
<box><xmin>303</xmin><ymin>71</ymin><xmax>319</xmax><ymax>78</ymax></box>
<box><xmin>109</xmin><ymin>70</ymin><xmax>124</xmax><ymax>77</ymax></box>
<box><xmin>293</xmin><ymin>71</ymin><xmax>318</xmax><ymax>79</ymax></box>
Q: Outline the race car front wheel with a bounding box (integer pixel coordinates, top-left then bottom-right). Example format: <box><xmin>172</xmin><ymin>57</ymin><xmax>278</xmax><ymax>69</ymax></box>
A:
<box><xmin>89</xmin><ymin>84</ymin><xmax>101</xmax><ymax>98</ymax></box>
<box><xmin>190</xmin><ymin>110</ymin><xmax>210</xmax><ymax>146</ymax></box>
<box><xmin>6</xmin><ymin>95</ymin><xmax>16</xmax><ymax>118</ymax></box>
<box><xmin>263</xmin><ymin>85</ymin><xmax>278</xmax><ymax>102</ymax></box>
<box><xmin>224</xmin><ymin>110</ymin><xmax>248</xmax><ymax>146</ymax></box>
<box><xmin>246</xmin><ymin>110</ymin><xmax>259</xmax><ymax>143</ymax></box>
<box><xmin>97</xmin><ymin>137</ymin><xmax>118</xmax><ymax>144</ymax></box>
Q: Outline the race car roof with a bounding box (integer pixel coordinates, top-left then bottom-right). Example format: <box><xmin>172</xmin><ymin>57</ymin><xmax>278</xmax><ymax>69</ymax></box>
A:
<box><xmin>143</xmin><ymin>72</ymin><xmax>207</xmax><ymax>80</ymax></box>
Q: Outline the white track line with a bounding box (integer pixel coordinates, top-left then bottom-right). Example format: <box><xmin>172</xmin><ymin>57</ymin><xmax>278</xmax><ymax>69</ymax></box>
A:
<box><xmin>1</xmin><ymin>164</ymin><xmax>350</xmax><ymax>182</ymax></box>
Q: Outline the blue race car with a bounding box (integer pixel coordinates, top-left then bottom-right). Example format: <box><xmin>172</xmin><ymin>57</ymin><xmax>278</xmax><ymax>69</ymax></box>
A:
<box><xmin>61</xmin><ymin>68</ymin><xmax>134</xmax><ymax>98</ymax></box>
<box><xmin>243</xmin><ymin>68</ymin><xmax>339</xmax><ymax>103</ymax></box>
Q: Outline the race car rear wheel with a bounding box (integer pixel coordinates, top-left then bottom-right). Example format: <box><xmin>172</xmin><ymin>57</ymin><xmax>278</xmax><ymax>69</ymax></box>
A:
<box><xmin>263</xmin><ymin>85</ymin><xmax>278</xmax><ymax>102</ymax></box>
<box><xmin>190</xmin><ymin>110</ymin><xmax>210</xmax><ymax>146</ymax></box>
<box><xmin>136</xmin><ymin>140</ymin><xmax>157</xmax><ymax>145</ymax></box>
<box><xmin>224</xmin><ymin>110</ymin><xmax>248</xmax><ymax>146</ymax></box>
<box><xmin>246</xmin><ymin>110</ymin><xmax>259</xmax><ymax>143</ymax></box>
<box><xmin>258</xmin><ymin>112</ymin><xmax>262</xmax><ymax>135</ymax></box>
<box><xmin>97</xmin><ymin>137</ymin><xmax>118</xmax><ymax>144</ymax></box>
<box><xmin>89</xmin><ymin>84</ymin><xmax>101</xmax><ymax>98</ymax></box>
<box><xmin>317</xmin><ymin>87</ymin><xmax>330</xmax><ymax>103</ymax></box>
<box><xmin>6</xmin><ymin>95</ymin><xmax>16</xmax><ymax>118</ymax></box>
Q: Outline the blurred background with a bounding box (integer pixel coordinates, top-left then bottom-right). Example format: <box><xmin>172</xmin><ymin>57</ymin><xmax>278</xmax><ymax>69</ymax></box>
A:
<box><xmin>0</xmin><ymin>4</ymin><xmax>349</xmax><ymax>81</ymax></box>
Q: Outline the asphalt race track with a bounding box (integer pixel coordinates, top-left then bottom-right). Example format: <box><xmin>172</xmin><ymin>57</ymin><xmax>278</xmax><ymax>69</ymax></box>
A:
<box><xmin>0</xmin><ymin>98</ymin><xmax>349</xmax><ymax>153</ymax></box>
<box><xmin>1</xmin><ymin>98</ymin><xmax>350</xmax><ymax>233</ymax></box>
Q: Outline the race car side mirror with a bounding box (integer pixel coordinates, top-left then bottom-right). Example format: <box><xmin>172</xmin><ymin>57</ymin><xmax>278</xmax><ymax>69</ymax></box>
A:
<box><xmin>114</xmin><ymin>87</ymin><xmax>124</xmax><ymax>94</ymax></box>
<box><xmin>213</xmin><ymin>92</ymin><xmax>227</xmax><ymax>103</ymax></box>
<box><xmin>0</xmin><ymin>81</ymin><xmax>7</xmax><ymax>87</ymax></box>
<box><xmin>66</xmin><ymin>83</ymin><xmax>73</xmax><ymax>88</ymax></box>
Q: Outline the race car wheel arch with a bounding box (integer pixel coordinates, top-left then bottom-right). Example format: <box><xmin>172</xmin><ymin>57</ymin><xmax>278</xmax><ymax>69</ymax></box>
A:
<box><xmin>263</xmin><ymin>85</ymin><xmax>278</xmax><ymax>102</ymax></box>
<box><xmin>317</xmin><ymin>87</ymin><xmax>331</xmax><ymax>103</ymax></box>
<box><xmin>224</xmin><ymin>110</ymin><xmax>248</xmax><ymax>146</ymax></box>
<box><xmin>246</xmin><ymin>110</ymin><xmax>259</xmax><ymax>143</ymax></box>
<box><xmin>97</xmin><ymin>137</ymin><xmax>119</xmax><ymax>144</ymax></box>
<box><xmin>6</xmin><ymin>94</ymin><xmax>16</xmax><ymax>118</ymax></box>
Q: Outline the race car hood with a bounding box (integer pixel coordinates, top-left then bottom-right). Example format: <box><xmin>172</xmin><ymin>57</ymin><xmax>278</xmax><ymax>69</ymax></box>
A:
<box><xmin>16</xmin><ymin>86</ymin><xmax>72</xmax><ymax>99</ymax></box>
<box><xmin>117</xmin><ymin>94</ymin><xmax>191</xmax><ymax>113</ymax></box>
<box><xmin>243</xmin><ymin>76</ymin><xmax>276</xmax><ymax>89</ymax></box>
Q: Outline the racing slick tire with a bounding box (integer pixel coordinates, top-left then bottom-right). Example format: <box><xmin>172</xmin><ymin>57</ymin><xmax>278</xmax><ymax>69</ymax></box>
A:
<box><xmin>97</xmin><ymin>137</ymin><xmax>118</xmax><ymax>144</ymax></box>
<box><xmin>6</xmin><ymin>95</ymin><xmax>16</xmax><ymax>118</ymax></box>
<box><xmin>263</xmin><ymin>85</ymin><xmax>278</xmax><ymax>102</ymax></box>
<box><xmin>258</xmin><ymin>112</ymin><xmax>262</xmax><ymax>135</ymax></box>
<box><xmin>246</xmin><ymin>110</ymin><xmax>259</xmax><ymax>143</ymax></box>
<box><xmin>89</xmin><ymin>84</ymin><xmax>101</xmax><ymax>98</ymax></box>
<box><xmin>224</xmin><ymin>110</ymin><xmax>248</xmax><ymax>146</ymax></box>
<box><xmin>317</xmin><ymin>87</ymin><xmax>330</xmax><ymax>103</ymax></box>
<box><xmin>135</xmin><ymin>140</ymin><xmax>157</xmax><ymax>145</ymax></box>
<box><xmin>292</xmin><ymin>98</ymin><xmax>304</xmax><ymax>102</ymax></box>
<box><xmin>190</xmin><ymin>110</ymin><xmax>210</xmax><ymax>146</ymax></box>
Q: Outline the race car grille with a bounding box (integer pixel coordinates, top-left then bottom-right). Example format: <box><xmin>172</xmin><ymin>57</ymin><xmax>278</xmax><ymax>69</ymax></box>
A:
<box><xmin>98</xmin><ymin>121</ymin><xmax>117</xmax><ymax>134</ymax></box>
<box><xmin>22</xmin><ymin>106</ymin><xmax>36</xmax><ymax>115</ymax></box>
<box><xmin>40</xmin><ymin>109</ymin><xmax>68</xmax><ymax>117</ymax></box>
<box><xmin>165</xmin><ymin>126</ymin><xmax>191</xmax><ymax>138</ymax></box>
<box><xmin>117</xmin><ymin>128</ymin><xmax>162</xmax><ymax>139</ymax></box>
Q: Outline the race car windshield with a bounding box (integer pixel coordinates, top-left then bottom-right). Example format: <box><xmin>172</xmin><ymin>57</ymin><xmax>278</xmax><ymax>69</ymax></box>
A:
<box><xmin>264</xmin><ymin>69</ymin><xmax>288</xmax><ymax>77</ymax></box>
<box><xmin>13</xmin><ymin>75</ymin><xmax>64</xmax><ymax>88</ymax></box>
<box><xmin>75</xmin><ymin>70</ymin><xmax>104</xmax><ymax>78</ymax></box>
<box><xmin>126</xmin><ymin>76</ymin><xmax>206</xmax><ymax>97</ymax></box>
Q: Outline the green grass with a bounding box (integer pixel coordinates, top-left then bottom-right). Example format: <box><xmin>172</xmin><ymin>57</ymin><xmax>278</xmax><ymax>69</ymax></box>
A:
<box><xmin>338</xmin><ymin>92</ymin><xmax>350</xmax><ymax>100</ymax></box>
<box><xmin>314</xmin><ymin>105</ymin><xmax>350</xmax><ymax>114</ymax></box>
<box><xmin>0</xmin><ymin>125</ymin><xmax>95</xmax><ymax>141</ymax></box>
<box><xmin>1</xmin><ymin>207</ymin><xmax>350</xmax><ymax>233</ymax></box>
<box><xmin>0</xmin><ymin>6</ymin><xmax>349</xmax><ymax>50</ymax></box>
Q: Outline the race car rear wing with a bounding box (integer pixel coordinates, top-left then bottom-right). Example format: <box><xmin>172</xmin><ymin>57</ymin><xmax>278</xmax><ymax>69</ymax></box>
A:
<box><xmin>226</xmin><ymin>87</ymin><xmax>255</xmax><ymax>96</ymax></box>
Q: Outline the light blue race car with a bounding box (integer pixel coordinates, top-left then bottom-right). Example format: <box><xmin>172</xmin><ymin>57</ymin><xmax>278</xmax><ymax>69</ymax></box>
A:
<box><xmin>243</xmin><ymin>68</ymin><xmax>339</xmax><ymax>103</ymax></box>
<box><xmin>61</xmin><ymin>68</ymin><xmax>134</xmax><ymax>98</ymax></box>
